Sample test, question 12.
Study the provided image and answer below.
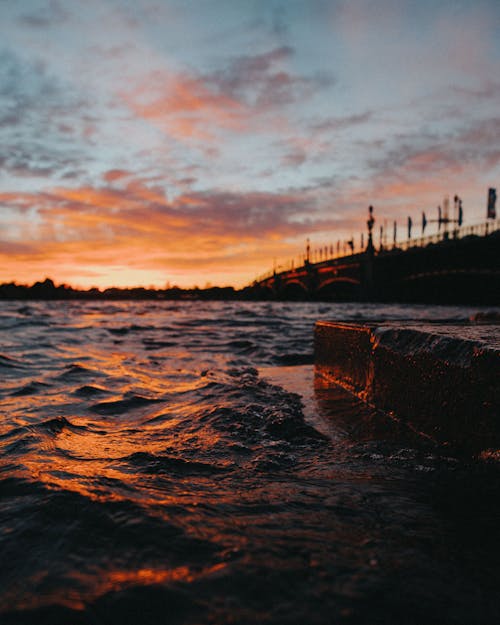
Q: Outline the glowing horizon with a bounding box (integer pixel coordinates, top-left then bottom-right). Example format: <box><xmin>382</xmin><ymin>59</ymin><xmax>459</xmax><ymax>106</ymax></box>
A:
<box><xmin>1</xmin><ymin>1</ymin><xmax>499</xmax><ymax>289</ymax></box>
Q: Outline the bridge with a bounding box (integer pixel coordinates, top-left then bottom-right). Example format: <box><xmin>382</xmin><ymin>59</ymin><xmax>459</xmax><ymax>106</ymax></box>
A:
<box><xmin>248</xmin><ymin>213</ymin><xmax>500</xmax><ymax>305</ymax></box>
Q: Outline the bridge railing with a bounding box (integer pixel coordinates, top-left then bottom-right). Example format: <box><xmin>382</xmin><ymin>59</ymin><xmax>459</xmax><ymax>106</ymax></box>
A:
<box><xmin>253</xmin><ymin>219</ymin><xmax>500</xmax><ymax>285</ymax></box>
<box><xmin>390</xmin><ymin>219</ymin><xmax>500</xmax><ymax>253</ymax></box>
<box><xmin>254</xmin><ymin>242</ymin><xmax>365</xmax><ymax>284</ymax></box>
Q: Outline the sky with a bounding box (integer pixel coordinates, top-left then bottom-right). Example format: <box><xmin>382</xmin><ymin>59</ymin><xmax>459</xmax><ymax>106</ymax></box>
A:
<box><xmin>0</xmin><ymin>0</ymin><xmax>499</xmax><ymax>289</ymax></box>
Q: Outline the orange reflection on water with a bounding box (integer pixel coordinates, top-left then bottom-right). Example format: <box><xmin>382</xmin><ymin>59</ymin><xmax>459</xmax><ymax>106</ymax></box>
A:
<box><xmin>12</xmin><ymin>398</ymin><xmax>224</xmax><ymax>508</ymax></box>
<box><xmin>95</xmin><ymin>562</ymin><xmax>227</xmax><ymax>590</ymax></box>
<box><xmin>4</xmin><ymin>563</ymin><xmax>228</xmax><ymax>613</ymax></box>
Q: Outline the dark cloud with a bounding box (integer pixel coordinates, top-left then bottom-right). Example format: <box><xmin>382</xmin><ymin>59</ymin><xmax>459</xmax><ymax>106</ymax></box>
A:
<box><xmin>60</xmin><ymin>169</ymin><xmax>86</xmax><ymax>180</ymax></box>
<box><xmin>209</xmin><ymin>47</ymin><xmax>335</xmax><ymax>109</ymax></box>
<box><xmin>19</xmin><ymin>14</ymin><xmax>52</xmax><ymax>28</ymax></box>
<box><xmin>0</xmin><ymin>49</ymin><xmax>93</xmax><ymax>180</ymax></box>
<box><xmin>0</xmin><ymin>111</ymin><xmax>23</xmax><ymax>128</ymax></box>
<box><xmin>459</xmin><ymin>117</ymin><xmax>500</xmax><ymax>145</ymax></box>
<box><xmin>450</xmin><ymin>81</ymin><xmax>500</xmax><ymax>101</ymax></box>
<box><xmin>272</xmin><ymin>5</ymin><xmax>289</xmax><ymax>37</ymax></box>
<box><xmin>367</xmin><ymin>117</ymin><xmax>500</xmax><ymax>179</ymax></box>
<box><xmin>18</xmin><ymin>1</ymin><xmax>68</xmax><ymax>28</ymax></box>
<box><xmin>220</xmin><ymin>46</ymin><xmax>294</xmax><ymax>85</ymax></box>
<box><xmin>9</xmin><ymin>164</ymin><xmax>56</xmax><ymax>178</ymax></box>
<box><xmin>0</xmin><ymin>140</ymin><xmax>86</xmax><ymax>182</ymax></box>
<box><xmin>176</xmin><ymin>176</ymin><xmax>197</xmax><ymax>187</ymax></box>
<box><xmin>281</xmin><ymin>150</ymin><xmax>307</xmax><ymax>167</ymax></box>
<box><xmin>310</xmin><ymin>112</ymin><xmax>373</xmax><ymax>134</ymax></box>
<box><xmin>173</xmin><ymin>189</ymin><xmax>306</xmax><ymax>236</ymax></box>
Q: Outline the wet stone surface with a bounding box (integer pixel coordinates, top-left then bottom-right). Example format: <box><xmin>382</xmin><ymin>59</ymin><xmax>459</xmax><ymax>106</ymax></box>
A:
<box><xmin>315</xmin><ymin>320</ymin><xmax>500</xmax><ymax>452</ymax></box>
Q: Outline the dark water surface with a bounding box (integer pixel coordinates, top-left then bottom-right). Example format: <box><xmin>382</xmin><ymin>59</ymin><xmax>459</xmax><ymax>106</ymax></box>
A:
<box><xmin>1</xmin><ymin>301</ymin><xmax>499</xmax><ymax>624</ymax></box>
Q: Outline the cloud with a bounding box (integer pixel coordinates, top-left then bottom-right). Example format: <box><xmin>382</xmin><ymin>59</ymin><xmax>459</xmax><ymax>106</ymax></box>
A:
<box><xmin>0</xmin><ymin>177</ymin><xmax>336</xmax><ymax>287</ymax></box>
<box><xmin>281</xmin><ymin>150</ymin><xmax>308</xmax><ymax>167</ymax></box>
<box><xmin>272</xmin><ymin>5</ymin><xmax>289</xmax><ymax>38</ymax></box>
<box><xmin>209</xmin><ymin>46</ymin><xmax>335</xmax><ymax>109</ymax></box>
<box><xmin>120</xmin><ymin>46</ymin><xmax>335</xmax><ymax>149</ymax></box>
<box><xmin>310</xmin><ymin>112</ymin><xmax>373</xmax><ymax>134</ymax></box>
<box><xmin>18</xmin><ymin>1</ymin><xmax>68</xmax><ymax>28</ymax></box>
<box><xmin>0</xmin><ymin>111</ymin><xmax>23</xmax><ymax>128</ymax></box>
<box><xmin>450</xmin><ymin>81</ymin><xmax>500</xmax><ymax>101</ymax></box>
<box><xmin>0</xmin><ymin>49</ymin><xmax>93</xmax><ymax>181</ymax></box>
<box><xmin>459</xmin><ymin>117</ymin><xmax>500</xmax><ymax>147</ymax></box>
<box><xmin>175</xmin><ymin>176</ymin><xmax>197</xmax><ymax>188</ymax></box>
<box><xmin>122</xmin><ymin>70</ymin><xmax>249</xmax><ymax>142</ymax></box>
<box><xmin>367</xmin><ymin>117</ymin><xmax>500</xmax><ymax>182</ymax></box>
<box><xmin>103</xmin><ymin>169</ymin><xmax>132</xmax><ymax>183</ymax></box>
<box><xmin>5</xmin><ymin>163</ymin><xmax>56</xmax><ymax>178</ymax></box>
<box><xmin>0</xmin><ymin>240</ymin><xmax>39</xmax><ymax>255</ymax></box>
<box><xmin>1</xmin><ymin>0</ymin><xmax>498</xmax><ymax>287</ymax></box>
<box><xmin>211</xmin><ymin>46</ymin><xmax>294</xmax><ymax>92</ymax></box>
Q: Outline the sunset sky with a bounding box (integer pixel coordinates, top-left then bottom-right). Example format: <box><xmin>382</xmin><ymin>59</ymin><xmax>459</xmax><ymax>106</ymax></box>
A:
<box><xmin>1</xmin><ymin>0</ymin><xmax>499</xmax><ymax>289</ymax></box>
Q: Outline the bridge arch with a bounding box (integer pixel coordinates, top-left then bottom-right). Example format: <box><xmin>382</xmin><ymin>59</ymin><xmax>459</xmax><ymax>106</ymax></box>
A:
<box><xmin>316</xmin><ymin>277</ymin><xmax>361</xmax><ymax>301</ymax></box>
<box><xmin>280</xmin><ymin>279</ymin><xmax>309</xmax><ymax>300</ymax></box>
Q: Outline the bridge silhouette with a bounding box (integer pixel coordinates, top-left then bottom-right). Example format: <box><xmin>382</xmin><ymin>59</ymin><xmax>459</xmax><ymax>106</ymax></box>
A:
<box><xmin>249</xmin><ymin>208</ymin><xmax>500</xmax><ymax>305</ymax></box>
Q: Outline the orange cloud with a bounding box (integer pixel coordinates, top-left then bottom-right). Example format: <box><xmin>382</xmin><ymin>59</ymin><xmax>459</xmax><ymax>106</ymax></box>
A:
<box><xmin>122</xmin><ymin>71</ymin><xmax>249</xmax><ymax>142</ymax></box>
<box><xmin>0</xmin><ymin>180</ymin><xmax>318</xmax><ymax>289</ymax></box>
<box><xmin>103</xmin><ymin>169</ymin><xmax>131</xmax><ymax>182</ymax></box>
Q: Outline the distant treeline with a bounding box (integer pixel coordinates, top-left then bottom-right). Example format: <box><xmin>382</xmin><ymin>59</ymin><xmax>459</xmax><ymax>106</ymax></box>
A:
<box><xmin>0</xmin><ymin>278</ymin><xmax>249</xmax><ymax>301</ymax></box>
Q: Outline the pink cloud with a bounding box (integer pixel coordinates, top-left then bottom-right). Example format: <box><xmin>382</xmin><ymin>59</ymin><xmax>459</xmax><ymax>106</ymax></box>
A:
<box><xmin>103</xmin><ymin>169</ymin><xmax>131</xmax><ymax>183</ymax></box>
<box><xmin>122</xmin><ymin>70</ymin><xmax>249</xmax><ymax>142</ymax></box>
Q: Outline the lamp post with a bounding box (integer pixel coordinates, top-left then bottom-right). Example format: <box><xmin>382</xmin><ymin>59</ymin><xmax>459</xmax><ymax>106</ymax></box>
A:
<box><xmin>364</xmin><ymin>205</ymin><xmax>375</xmax><ymax>298</ymax></box>
<box><xmin>367</xmin><ymin>205</ymin><xmax>375</xmax><ymax>252</ymax></box>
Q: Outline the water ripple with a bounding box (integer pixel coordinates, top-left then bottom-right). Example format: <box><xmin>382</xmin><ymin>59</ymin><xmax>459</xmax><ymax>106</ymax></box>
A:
<box><xmin>0</xmin><ymin>300</ymin><xmax>498</xmax><ymax>624</ymax></box>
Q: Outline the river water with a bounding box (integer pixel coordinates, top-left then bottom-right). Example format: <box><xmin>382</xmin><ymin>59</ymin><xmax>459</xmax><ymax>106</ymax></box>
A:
<box><xmin>1</xmin><ymin>300</ymin><xmax>499</xmax><ymax>624</ymax></box>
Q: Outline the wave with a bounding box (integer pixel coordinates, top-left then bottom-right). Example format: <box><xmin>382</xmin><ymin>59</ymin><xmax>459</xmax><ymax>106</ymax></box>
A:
<box><xmin>0</xmin><ymin>354</ymin><xmax>24</xmax><ymax>369</ymax></box>
<box><xmin>11</xmin><ymin>381</ymin><xmax>52</xmax><ymax>396</ymax></box>
<box><xmin>30</xmin><ymin>416</ymin><xmax>88</xmax><ymax>435</ymax></box>
<box><xmin>142</xmin><ymin>338</ymin><xmax>178</xmax><ymax>350</ymax></box>
<box><xmin>57</xmin><ymin>363</ymin><xmax>104</xmax><ymax>380</ymax></box>
<box><xmin>73</xmin><ymin>384</ymin><xmax>111</xmax><ymax>397</ymax></box>
<box><xmin>121</xmin><ymin>451</ymin><xmax>232</xmax><ymax>475</ymax></box>
<box><xmin>90</xmin><ymin>395</ymin><xmax>163</xmax><ymax>415</ymax></box>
